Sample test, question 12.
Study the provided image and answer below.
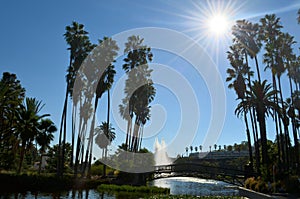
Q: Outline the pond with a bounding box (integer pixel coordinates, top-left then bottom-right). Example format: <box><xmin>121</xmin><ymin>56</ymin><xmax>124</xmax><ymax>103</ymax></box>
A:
<box><xmin>1</xmin><ymin>177</ymin><xmax>238</xmax><ymax>198</ymax></box>
<box><xmin>148</xmin><ymin>177</ymin><xmax>238</xmax><ymax>196</ymax></box>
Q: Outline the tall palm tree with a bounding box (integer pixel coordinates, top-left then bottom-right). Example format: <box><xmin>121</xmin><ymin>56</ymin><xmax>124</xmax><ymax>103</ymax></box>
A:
<box><xmin>16</xmin><ymin>98</ymin><xmax>49</xmax><ymax>173</ymax></box>
<box><xmin>95</xmin><ymin>122</ymin><xmax>115</xmax><ymax>176</ymax></box>
<box><xmin>36</xmin><ymin>119</ymin><xmax>57</xmax><ymax>174</ymax></box>
<box><xmin>83</xmin><ymin>37</ymin><xmax>118</xmax><ymax>177</ymax></box>
<box><xmin>260</xmin><ymin>15</ymin><xmax>291</xmax><ymax>168</ymax></box>
<box><xmin>235</xmin><ymin>80</ymin><xmax>280</xmax><ymax>177</ymax></box>
<box><xmin>60</xmin><ymin>21</ymin><xmax>94</xmax><ymax>176</ymax></box>
<box><xmin>120</xmin><ymin>35</ymin><xmax>155</xmax><ymax>152</ymax></box>
<box><xmin>232</xmin><ymin>19</ymin><xmax>262</xmax><ymax>83</ymax></box>
<box><xmin>226</xmin><ymin>43</ymin><xmax>254</xmax><ymax>170</ymax></box>
<box><xmin>231</xmin><ymin>20</ymin><xmax>262</xmax><ymax>172</ymax></box>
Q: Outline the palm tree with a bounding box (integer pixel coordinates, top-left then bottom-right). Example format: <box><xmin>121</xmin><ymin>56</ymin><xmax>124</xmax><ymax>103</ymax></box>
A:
<box><xmin>60</xmin><ymin>21</ymin><xmax>94</xmax><ymax>176</ymax></box>
<box><xmin>199</xmin><ymin>145</ymin><xmax>202</xmax><ymax>152</ymax></box>
<box><xmin>260</xmin><ymin>15</ymin><xmax>291</xmax><ymax>168</ymax></box>
<box><xmin>16</xmin><ymin>98</ymin><xmax>49</xmax><ymax>173</ymax></box>
<box><xmin>190</xmin><ymin>146</ymin><xmax>193</xmax><ymax>154</ymax></box>
<box><xmin>236</xmin><ymin>80</ymin><xmax>280</xmax><ymax>176</ymax></box>
<box><xmin>214</xmin><ymin>144</ymin><xmax>217</xmax><ymax>151</ymax></box>
<box><xmin>231</xmin><ymin>22</ymin><xmax>262</xmax><ymax>170</ymax></box>
<box><xmin>81</xmin><ymin>37</ymin><xmax>118</xmax><ymax>177</ymax></box>
<box><xmin>36</xmin><ymin>119</ymin><xmax>57</xmax><ymax>174</ymax></box>
<box><xmin>226</xmin><ymin>43</ymin><xmax>254</xmax><ymax>169</ymax></box>
<box><xmin>95</xmin><ymin>122</ymin><xmax>115</xmax><ymax>176</ymax></box>
<box><xmin>120</xmin><ymin>35</ymin><xmax>155</xmax><ymax>152</ymax></box>
<box><xmin>232</xmin><ymin>19</ymin><xmax>262</xmax><ymax>83</ymax></box>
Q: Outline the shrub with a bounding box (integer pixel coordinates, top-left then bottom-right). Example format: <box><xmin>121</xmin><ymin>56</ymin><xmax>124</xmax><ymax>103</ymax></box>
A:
<box><xmin>90</xmin><ymin>165</ymin><xmax>103</xmax><ymax>176</ymax></box>
<box><xmin>284</xmin><ymin>175</ymin><xmax>300</xmax><ymax>193</ymax></box>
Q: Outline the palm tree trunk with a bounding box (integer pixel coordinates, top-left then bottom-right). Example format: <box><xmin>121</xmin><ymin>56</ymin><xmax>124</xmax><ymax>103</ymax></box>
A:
<box><xmin>38</xmin><ymin>153</ymin><xmax>43</xmax><ymax>174</ymax></box>
<box><xmin>278</xmin><ymin>76</ymin><xmax>290</xmax><ymax>169</ymax></box>
<box><xmin>139</xmin><ymin>125</ymin><xmax>144</xmax><ymax>150</ymax></box>
<box><xmin>289</xmin><ymin>76</ymin><xmax>299</xmax><ymax>173</ymax></box>
<box><xmin>61</xmin><ymin>91</ymin><xmax>68</xmax><ymax>176</ymax></box>
<box><xmin>125</xmin><ymin>119</ymin><xmax>130</xmax><ymax>150</ymax></box>
<box><xmin>271</xmin><ymin>75</ymin><xmax>283</xmax><ymax>168</ymax></box>
<box><xmin>83</xmin><ymin>98</ymin><xmax>98</xmax><ymax>177</ymax></box>
<box><xmin>244</xmin><ymin>112</ymin><xmax>253</xmax><ymax>170</ymax></box>
<box><xmin>57</xmin><ymin>88</ymin><xmax>68</xmax><ymax>177</ymax></box>
<box><xmin>74</xmin><ymin>113</ymin><xmax>85</xmax><ymax>177</ymax></box>
<box><xmin>257</xmin><ymin>110</ymin><xmax>270</xmax><ymax>178</ymax></box>
<box><xmin>131</xmin><ymin>119</ymin><xmax>139</xmax><ymax>152</ymax></box>
<box><xmin>245</xmin><ymin>52</ymin><xmax>260</xmax><ymax>174</ymax></box>
<box><xmin>103</xmin><ymin>89</ymin><xmax>111</xmax><ymax>176</ymax></box>
<box><xmin>71</xmin><ymin>104</ymin><xmax>76</xmax><ymax>168</ymax></box>
<box><xmin>254</xmin><ymin>56</ymin><xmax>261</xmax><ymax>83</ymax></box>
<box><xmin>252</xmin><ymin>110</ymin><xmax>261</xmax><ymax>174</ymax></box>
<box><xmin>18</xmin><ymin>141</ymin><xmax>26</xmax><ymax>174</ymax></box>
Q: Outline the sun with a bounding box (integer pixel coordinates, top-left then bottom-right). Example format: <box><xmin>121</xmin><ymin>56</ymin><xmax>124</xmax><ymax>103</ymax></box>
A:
<box><xmin>208</xmin><ymin>14</ymin><xmax>229</xmax><ymax>35</ymax></box>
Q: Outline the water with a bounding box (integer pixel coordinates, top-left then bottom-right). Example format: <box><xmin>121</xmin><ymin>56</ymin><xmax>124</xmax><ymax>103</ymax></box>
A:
<box><xmin>149</xmin><ymin>177</ymin><xmax>238</xmax><ymax>196</ymax></box>
<box><xmin>0</xmin><ymin>177</ymin><xmax>238</xmax><ymax>198</ymax></box>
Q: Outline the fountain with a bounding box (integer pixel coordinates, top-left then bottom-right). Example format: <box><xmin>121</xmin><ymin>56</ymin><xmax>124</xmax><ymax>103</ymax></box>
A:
<box><xmin>154</xmin><ymin>138</ymin><xmax>172</xmax><ymax>166</ymax></box>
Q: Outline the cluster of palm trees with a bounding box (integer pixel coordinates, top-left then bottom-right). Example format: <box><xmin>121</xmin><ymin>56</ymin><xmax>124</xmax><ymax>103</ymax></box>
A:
<box><xmin>226</xmin><ymin>13</ymin><xmax>300</xmax><ymax>178</ymax></box>
<box><xmin>119</xmin><ymin>35</ymin><xmax>156</xmax><ymax>153</ymax></box>
<box><xmin>58</xmin><ymin>22</ymin><xmax>156</xmax><ymax>177</ymax></box>
<box><xmin>185</xmin><ymin>142</ymin><xmax>249</xmax><ymax>156</ymax></box>
<box><xmin>0</xmin><ymin>72</ymin><xmax>56</xmax><ymax>174</ymax></box>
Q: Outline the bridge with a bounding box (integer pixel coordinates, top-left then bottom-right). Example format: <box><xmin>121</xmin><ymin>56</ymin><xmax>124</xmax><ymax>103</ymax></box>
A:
<box><xmin>150</xmin><ymin>162</ymin><xmax>256</xmax><ymax>186</ymax></box>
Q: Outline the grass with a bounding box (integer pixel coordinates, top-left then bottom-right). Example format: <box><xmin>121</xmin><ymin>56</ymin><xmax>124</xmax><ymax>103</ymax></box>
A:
<box><xmin>97</xmin><ymin>184</ymin><xmax>170</xmax><ymax>194</ymax></box>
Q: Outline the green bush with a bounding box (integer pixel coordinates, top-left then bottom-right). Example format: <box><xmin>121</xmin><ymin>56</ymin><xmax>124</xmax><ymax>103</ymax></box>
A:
<box><xmin>90</xmin><ymin>165</ymin><xmax>103</xmax><ymax>176</ymax></box>
<box><xmin>97</xmin><ymin>184</ymin><xmax>170</xmax><ymax>194</ymax></box>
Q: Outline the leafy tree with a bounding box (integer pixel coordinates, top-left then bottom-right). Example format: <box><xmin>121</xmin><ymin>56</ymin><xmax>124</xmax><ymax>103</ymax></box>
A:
<box><xmin>0</xmin><ymin>72</ymin><xmax>25</xmax><ymax>170</ymax></box>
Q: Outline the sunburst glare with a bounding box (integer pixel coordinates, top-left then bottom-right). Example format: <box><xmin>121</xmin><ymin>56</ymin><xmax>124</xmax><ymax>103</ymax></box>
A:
<box><xmin>208</xmin><ymin>14</ymin><xmax>229</xmax><ymax>36</ymax></box>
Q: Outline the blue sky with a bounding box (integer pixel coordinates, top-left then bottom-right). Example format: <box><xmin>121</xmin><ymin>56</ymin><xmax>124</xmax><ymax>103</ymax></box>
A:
<box><xmin>1</xmin><ymin>0</ymin><xmax>300</xmax><ymax>158</ymax></box>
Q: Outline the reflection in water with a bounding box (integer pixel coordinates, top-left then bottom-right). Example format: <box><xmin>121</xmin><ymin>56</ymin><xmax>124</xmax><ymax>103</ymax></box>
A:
<box><xmin>1</xmin><ymin>177</ymin><xmax>238</xmax><ymax>198</ymax></box>
<box><xmin>149</xmin><ymin>177</ymin><xmax>238</xmax><ymax>196</ymax></box>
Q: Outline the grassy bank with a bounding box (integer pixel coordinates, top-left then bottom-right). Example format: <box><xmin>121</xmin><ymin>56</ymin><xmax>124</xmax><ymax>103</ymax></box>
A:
<box><xmin>97</xmin><ymin>184</ymin><xmax>170</xmax><ymax>194</ymax></box>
